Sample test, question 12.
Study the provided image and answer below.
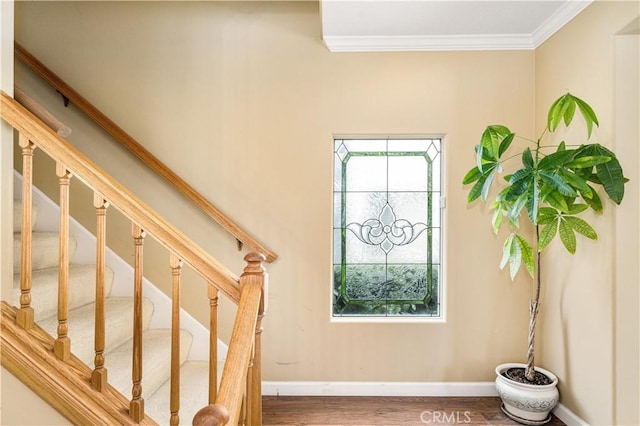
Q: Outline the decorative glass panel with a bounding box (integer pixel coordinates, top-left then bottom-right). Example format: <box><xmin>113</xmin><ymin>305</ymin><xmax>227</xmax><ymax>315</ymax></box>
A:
<box><xmin>333</xmin><ymin>138</ymin><xmax>442</xmax><ymax>317</ymax></box>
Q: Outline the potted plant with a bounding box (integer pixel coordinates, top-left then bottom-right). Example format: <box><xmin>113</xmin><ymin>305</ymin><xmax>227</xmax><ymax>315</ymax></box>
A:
<box><xmin>462</xmin><ymin>93</ymin><xmax>626</xmax><ymax>424</ymax></box>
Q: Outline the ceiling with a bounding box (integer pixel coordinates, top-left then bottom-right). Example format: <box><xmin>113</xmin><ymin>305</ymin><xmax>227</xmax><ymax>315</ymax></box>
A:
<box><xmin>321</xmin><ymin>0</ymin><xmax>593</xmax><ymax>52</ymax></box>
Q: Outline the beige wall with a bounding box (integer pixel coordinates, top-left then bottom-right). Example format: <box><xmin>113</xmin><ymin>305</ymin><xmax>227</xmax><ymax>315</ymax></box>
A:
<box><xmin>14</xmin><ymin>0</ymin><xmax>536</xmax><ymax>384</ymax></box>
<box><xmin>535</xmin><ymin>2</ymin><xmax>640</xmax><ymax>425</ymax></box>
<box><xmin>614</xmin><ymin>28</ymin><xmax>640</xmax><ymax>426</ymax></box>
<box><xmin>1</xmin><ymin>0</ymin><xmax>14</xmax><ymax>300</ymax></box>
<box><xmin>1</xmin><ymin>367</ymin><xmax>70</xmax><ymax>425</ymax></box>
<box><xmin>8</xmin><ymin>0</ymin><xmax>640</xmax><ymax>424</ymax></box>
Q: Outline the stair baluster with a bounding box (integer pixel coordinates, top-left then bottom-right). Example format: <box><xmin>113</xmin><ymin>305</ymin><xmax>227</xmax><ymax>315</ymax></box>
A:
<box><xmin>53</xmin><ymin>162</ymin><xmax>72</xmax><ymax>361</ymax></box>
<box><xmin>130</xmin><ymin>223</ymin><xmax>146</xmax><ymax>422</ymax></box>
<box><xmin>170</xmin><ymin>252</ymin><xmax>183</xmax><ymax>425</ymax></box>
<box><xmin>208</xmin><ymin>285</ymin><xmax>219</xmax><ymax>405</ymax></box>
<box><xmin>17</xmin><ymin>133</ymin><xmax>35</xmax><ymax>330</ymax></box>
<box><xmin>91</xmin><ymin>193</ymin><xmax>109</xmax><ymax>392</ymax></box>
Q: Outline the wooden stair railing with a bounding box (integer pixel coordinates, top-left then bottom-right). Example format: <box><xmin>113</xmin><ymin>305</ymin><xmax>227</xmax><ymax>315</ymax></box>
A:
<box><xmin>14</xmin><ymin>42</ymin><xmax>277</xmax><ymax>263</ymax></box>
<box><xmin>1</xmin><ymin>91</ymin><xmax>267</xmax><ymax>425</ymax></box>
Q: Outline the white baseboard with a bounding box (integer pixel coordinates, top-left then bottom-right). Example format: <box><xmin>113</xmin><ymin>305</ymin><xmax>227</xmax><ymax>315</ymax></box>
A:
<box><xmin>262</xmin><ymin>381</ymin><xmax>498</xmax><ymax>397</ymax></box>
<box><xmin>552</xmin><ymin>403</ymin><xmax>588</xmax><ymax>426</ymax></box>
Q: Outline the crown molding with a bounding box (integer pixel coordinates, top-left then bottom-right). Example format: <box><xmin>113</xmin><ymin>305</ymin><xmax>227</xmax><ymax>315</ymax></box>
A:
<box><xmin>531</xmin><ymin>0</ymin><xmax>593</xmax><ymax>48</ymax></box>
<box><xmin>322</xmin><ymin>1</ymin><xmax>593</xmax><ymax>52</ymax></box>
<box><xmin>323</xmin><ymin>34</ymin><xmax>535</xmax><ymax>52</ymax></box>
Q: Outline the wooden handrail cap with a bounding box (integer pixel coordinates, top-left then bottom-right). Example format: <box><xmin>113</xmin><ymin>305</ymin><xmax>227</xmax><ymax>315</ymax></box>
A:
<box><xmin>241</xmin><ymin>252</ymin><xmax>266</xmax><ymax>277</ymax></box>
<box><xmin>193</xmin><ymin>404</ymin><xmax>230</xmax><ymax>426</ymax></box>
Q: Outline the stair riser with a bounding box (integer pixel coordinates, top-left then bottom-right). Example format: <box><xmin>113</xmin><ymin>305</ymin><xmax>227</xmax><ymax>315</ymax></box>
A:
<box><xmin>13</xmin><ymin>232</ymin><xmax>77</xmax><ymax>273</ymax></box>
<box><xmin>13</xmin><ymin>265</ymin><xmax>114</xmax><ymax>321</ymax></box>
<box><xmin>37</xmin><ymin>297</ymin><xmax>155</xmax><ymax>366</ymax></box>
<box><xmin>106</xmin><ymin>329</ymin><xmax>193</xmax><ymax>398</ymax></box>
<box><xmin>13</xmin><ymin>202</ymin><xmax>38</xmax><ymax>232</ymax></box>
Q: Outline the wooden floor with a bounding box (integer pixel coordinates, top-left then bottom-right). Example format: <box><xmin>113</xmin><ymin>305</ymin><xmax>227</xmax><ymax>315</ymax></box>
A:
<box><xmin>262</xmin><ymin>396</ymin><xmax>565</xmax><ymax>425</ymax></box>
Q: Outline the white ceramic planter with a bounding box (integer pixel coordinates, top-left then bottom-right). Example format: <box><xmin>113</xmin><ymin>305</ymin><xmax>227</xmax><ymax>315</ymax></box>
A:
<box><xmin>495</xmin><ymin>363</ymin><xmax>559</xmax><ymax>425</ymax></box>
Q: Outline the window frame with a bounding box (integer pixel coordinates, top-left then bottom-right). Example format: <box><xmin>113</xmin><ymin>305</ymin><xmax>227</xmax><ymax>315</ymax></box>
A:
<box><xmin>330</xmin><ymin>135</ymin><xmax>447</xmax><ymax>323</ymax></box>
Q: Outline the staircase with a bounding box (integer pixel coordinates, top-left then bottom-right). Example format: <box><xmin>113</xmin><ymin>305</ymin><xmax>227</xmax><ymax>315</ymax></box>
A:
<box><xmin>12</xmin><ymin>183</ymin><xmax>214</xmax><ymax>425</ymax></box>
<box><xmin>2</xmin><ymin>88</ymin><xmax>269</xmax><ymax>425</ymax></box>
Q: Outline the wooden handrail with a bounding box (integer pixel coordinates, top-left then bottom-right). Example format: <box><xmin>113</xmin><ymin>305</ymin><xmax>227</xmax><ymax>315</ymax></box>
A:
<box><xmin>194</xmin><ymin>281</ymin><xmax>262</xmax><ymax>426</ymax></box>
<box><xmin>14</xmin><ymin>43</ymin><xmax>277</xmax><ymax>263</ymax></box>
<box><xmin>14</xmin><ymin>86</ymin><xmax>72</xmax><ymax>137</ymax></box>
<box><xmin>2</xmin><ymin>91</ymin><xmax>242</xmax><ymax>304</ymax></box>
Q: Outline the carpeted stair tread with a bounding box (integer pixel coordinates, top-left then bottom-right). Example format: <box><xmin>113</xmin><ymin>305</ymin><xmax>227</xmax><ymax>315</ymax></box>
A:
<box><xmin>13</xmin><ymin>264</ymin><xmax>114</xmax><ymax>321</ymax></box>
<box><xmin>13</xmin><ymin>201</ymin><xmax>38</xmax><ymax>232</ymax></box>
<box><xmin>13</xmin><ymin>232</ymin><xmax>77</xmax><ymax>272</ymax></box>
<box><xmin>36</xmin><ymin>297</ymin><xmax>154</xmax><ymax>365</ymax></box>
<box><xmin>145</xmin><ymin>360</ymin><xmax>223</xmax><ymax>426</ymax></box>
<box><xmin>105</xmin><ymin>329</ymin><xmax>193</xmax><ymax>400</ymax></box>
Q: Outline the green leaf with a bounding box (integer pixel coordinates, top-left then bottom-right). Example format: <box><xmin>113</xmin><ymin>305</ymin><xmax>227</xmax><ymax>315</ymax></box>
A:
<box><xmin>476</xmin><ymin>144</ymin><xmax>484</xmax><ymax>172</ymax></box>
<box><xmin>565</xmin><ymin>216</ymin><xmax>598</xmax><ymax>240</ymax></box>
<box><xmin>491</xmin><ymin>206</ymin><xmax>504</xmax><ymax>234</ymax></box>
<box><xmin>537</xmin><ymin>207</ymin><xmax>559</xmax><ymax>225</ymax></box>
<box><xmin>480</xmin><ymin>171</ymin><xmax>495</xmax><ymax>202</ymax></box>
<box><xmin>538</xmin><ymin>149</ymin><xmax>576</xmax><ymax>171</ymax></box>
<box><xmin>567</xmin><ymin>203</ymin><xmax>589</xmax><ymax>214</ymax></box>
<box><xmin>515</xmin><ymin>235</ymin><xmax>534</xmax><ymax>277</ymax></box>
<box><xmin>566</xmin><ymin>155</ymin><xmax>612</xmax><ymax>168</ymax></box>
<box><xmin>596</xmin><ymin>155</ymin><xmax>625</xmax><ymax>204</ymax></box>
<box><xmin>509</xmin><ymin>235</ymin><xmax>522</xmax><ymax>280</ymax></box>
<box><xmin>545</xmin><ymin>190</ymin><xmax>569</xmax><ymax>212</ymax></box>
<box><xmin>509</xmin><ymin>168</ymin><xmax>533</xmax><ymax>184</ymax></box>
<box><xmin>498</xmin><ymin>132</ymin><xmax>516</xmax><ymax>157</ymax></box>
<box><xmin>539</xmin><ymin>220</ymin><xmax>559</xmax><ymax>251</ymax></box>
<box><xmin>563</xmin><ymin>98</ymin><xmax>576</xmax><ymax>126</ymax></box>
<box><xmin>559</xmin><ymin>219</ymin><xmax>577</xmax><ymax>254</ymax></box>
<box><xmin>584</xmin><ymin>185</ymin><xmax>603</xmax><ymax>212</ymax></box>
<box><xmin>578</xmin><ymin>144</ymin><xmax>625</xmax><ymax>203</ymax></box>
<box><xmin>548</xmin><ymin>93</ymin><xmax>570</xmax><ymax>132</ymax></box>
<box><xmin>505</xmin><ymin>175</ymin><xmax>531</xmax><ymax>200</ymax></box>
<box><xmin>467</xmin><ymin>174</ymin><xmax>487</xmax><ymax>203</ymax></box>
<box><xmin>481</xmin><ymin>125</ymin><xmax>512</xmax><ymax>159</ymax></box>
<box><xmin>547</xmin><ymin>93</ymin><xmax>599</xmax><ymax>138</ymax></box>
<box><xmin>462</xmin><ymin>166</ymin><xmax>482</xmax><ymax>185</ymax></box>
<box><xmin>526</xmin><ymin>180</ymin><xmax>540</xmax><ymax>224</ymax></box>
<box><xmin>539</xmin><ymin>170</ymin><xmax>577</xmax><ymax>197</ymax></box>
<box><xmin>522</xmin><ymin>147</ymin><xmax>534</xmax><ymax>169</ymax></box>
<box><xmin>573</xmin><ymin>95</ymin><xmax>599</xmax><ymax>138</ymax></box>
<box><xmin>560</xmin><ymin>170</ymin><xmax>593</xmax><ymax>199</ymax></box>
<box><xmin>500</xmin><ymin>234</ymin><xmax>514</xmax><ymax>270</ymax></box>
<box><xmin>508</xmin><ymin>192</ymin><xmax>528</xmax><ymax>224</ymax></box>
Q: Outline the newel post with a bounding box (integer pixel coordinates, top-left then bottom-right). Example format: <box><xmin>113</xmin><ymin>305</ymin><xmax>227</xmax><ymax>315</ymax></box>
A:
<box><xmin>240</xmin><ymin>252</ymin><xmax>268</xmax><ymax>426</ymax></box>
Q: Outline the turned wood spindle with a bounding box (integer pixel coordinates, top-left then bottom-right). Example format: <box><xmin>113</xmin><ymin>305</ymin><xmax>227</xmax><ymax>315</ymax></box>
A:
<box><xmin>170</xmin><ymin>253</ymin><xmax>183</xmax><ymax>426</ymax></box>
<box><xmin>91</xmin><ymin>193</ymin><xmax>109</xmax><ymax>391</ymax></box>
<box><xmin>17</xmin><ymin>134</ymin><xmax>36</xmax><ymax>330</ymax></box>
<box><xmin>208</xmin><ymin>285</ymin><xmax>219</xmax><ymax>405</ymax></box>
<box><xmin>54</xmin><ymin>162</ymin><xmax>72</xmax><ymax>361</ymax></box>
<box><xmin>130</xmin><ymin>223</ymin><xmax>146</xmax><ymax>422</ymax></box>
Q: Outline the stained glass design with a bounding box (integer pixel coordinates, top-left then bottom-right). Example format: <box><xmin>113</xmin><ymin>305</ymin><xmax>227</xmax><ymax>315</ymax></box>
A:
<box><xmin>333</xmin><ymin>138</ymin><xmax>442</xmax><ymax>317</ymax></box>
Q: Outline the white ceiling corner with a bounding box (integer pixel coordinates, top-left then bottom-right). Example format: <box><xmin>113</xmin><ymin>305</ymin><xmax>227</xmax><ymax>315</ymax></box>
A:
<box><xmin>321</xmin><ymin>1</ymin><xmax>593</xmax><ymax>52</ymax></box>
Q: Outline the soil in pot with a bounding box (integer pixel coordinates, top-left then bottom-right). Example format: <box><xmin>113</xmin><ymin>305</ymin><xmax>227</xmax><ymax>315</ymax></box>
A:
<box><xmin>502</xmin><ymin>367</ymin><xmax>553</xmax><ymax>386</ymax></box>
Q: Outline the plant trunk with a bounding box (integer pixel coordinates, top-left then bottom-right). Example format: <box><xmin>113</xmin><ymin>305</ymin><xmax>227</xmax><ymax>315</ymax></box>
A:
<box><xmin>525</xmin><ymin>225</ymin><xmax>542</xmax><ymax>381</ymax></box>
